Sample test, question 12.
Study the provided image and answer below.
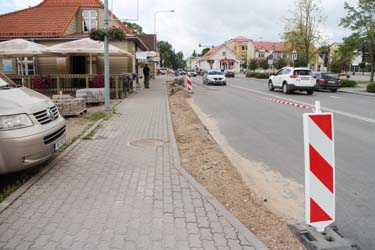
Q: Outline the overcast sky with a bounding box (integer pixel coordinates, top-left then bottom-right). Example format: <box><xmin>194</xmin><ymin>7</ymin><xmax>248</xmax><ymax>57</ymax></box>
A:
<box><xmin>1</xmin><ymin>0</ymin><xmax>358</xmax><ymax>58</ymax></box>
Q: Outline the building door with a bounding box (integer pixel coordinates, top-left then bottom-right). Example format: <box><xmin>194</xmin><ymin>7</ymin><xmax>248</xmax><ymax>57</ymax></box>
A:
<box><xmin>71</xmin><ymin>56</ymin><xmax>86</xmax><ymax>74</ymax></box>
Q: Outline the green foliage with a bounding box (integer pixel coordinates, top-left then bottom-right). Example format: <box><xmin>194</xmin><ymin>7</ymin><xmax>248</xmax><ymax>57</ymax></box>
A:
<box><xmin>283</xmin><ymin>0</ymin><xmax>324</xmax><ymax>64</ymax></box>
<box><xmin>367</xmin><ymin>83</ymin><xmax>375</xmax><ymax>92</ymax></box>
<box><xmin>340</xmin><ymin>0</ymin><xmax>375</xmax><ymax>82</ymax></box>
<box><xmin>158</xmin><ymin>41</ymin><xmax>186</xmax><ymax>70</ymax></box>
<box><xmin>90</xmin><ymin>112</ymin><xmax>107</xmax><ymax>122</ymax></box>
<box><xmin>192</xmin><ymin>50</ymin><xmax>197</xmax><ymax>57</ymax></box>
<box><xmin>246</xmin><ymin>72</ymin><xmax>270</xmax><ymax>79</ymax></box>
<box><xmin>329</xmin><ymin>56</ymin><xmax>342</xmax><ymax>74</ymax></box>
<box><xmin>108</xmin><ymin>27</ymin><xmax>125</xmax><ymax>41</ymax></box>
<box><xmin>248</xmin><ymin>59</ymin><xmax>258</xmax><ymax>72</ymax></box>
<box><xmin>200</xmin><ymin>48</ymin><xmax>210</xmax><ymax>56</ymax></box>
<box><xmin>258</xmin><ymin>59</ymin><xmax>269</xmax><ymax>70</ymax></box>
<box><xmin>90</xmin><ymin>27</ymin><xmax>125</xmax><ymax>41</ymax></box>
<box><xmin>90</xmin><ymin>29</ymin><xmax>106</xmax><ymax>41</ymax></box>
<box><xmin>319</xmin><ymin>45</ymin><xmax>330</xmax><ymax>66</ymax></box>
<box><xmin>341</xmin><ymin>79</ymin><xmax>357</xmax><ymax>87</ymax></box>
<box><xmin>274</xmin><ymin>57</ymin><xmax>288</xmax><ymax>69</ymax></box>
<box><xmin>124</xmin><ymin>22</ymin><xmax>143</xmax><ymax>34</ymax></box>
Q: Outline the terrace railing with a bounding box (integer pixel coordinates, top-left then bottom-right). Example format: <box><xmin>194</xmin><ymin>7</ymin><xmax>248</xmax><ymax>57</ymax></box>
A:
<box><xmin>8</xmin><ymin>74</ymin><xmax>135</xmax><ymax>99</ymax></box>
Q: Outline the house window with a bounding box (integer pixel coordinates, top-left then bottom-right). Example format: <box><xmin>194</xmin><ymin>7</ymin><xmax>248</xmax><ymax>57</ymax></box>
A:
<box><xmin>17</xmin><ymin>57</ymin><xmax>36</xmax><ymax>75</ymax></box>
<box><xmin>82</xmin><ymin>10</ymin><xmax>98</xmax><ymax>32</ymax></box>
<box><xmin>258</xmin><ymin>52</ymin><xmax>265</xmax><ymax>58</ymax></box>
<box><xmin>222</xmin><ymin>51</ymin><xmax>226</xmax><ymax>56</ymax></box>
<box><xmin>242</xmin><ymin>46</ymin><xmax>246</xmax><ymax>50</ymax></box>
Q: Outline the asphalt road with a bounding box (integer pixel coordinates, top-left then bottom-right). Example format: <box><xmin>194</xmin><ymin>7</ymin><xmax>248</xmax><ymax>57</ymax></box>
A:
<box><xmin>190</xmin><ymin>75</ymin><xmax>375</xmax><ymax>249</ymax></box>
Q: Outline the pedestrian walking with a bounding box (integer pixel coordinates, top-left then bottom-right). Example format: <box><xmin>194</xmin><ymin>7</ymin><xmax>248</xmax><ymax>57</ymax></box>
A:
<box><xmin>143</xmin><ymin>64</ymin><xmax>151</xmax><ymax>88</ymax></box>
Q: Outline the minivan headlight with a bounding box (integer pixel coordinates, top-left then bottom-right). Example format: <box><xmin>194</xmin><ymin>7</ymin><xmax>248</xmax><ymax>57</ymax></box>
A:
<box><xmin>0</xmin><ymin>114</ymin><xmax>34</xmax><ymax>130</ymax></box>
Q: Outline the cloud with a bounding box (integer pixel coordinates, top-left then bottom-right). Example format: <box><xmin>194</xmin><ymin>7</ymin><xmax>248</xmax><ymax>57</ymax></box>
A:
<box><xmin>1</xmin><ymin>0</ymin><xmax>358</xmax><ymax>57</ymax></box>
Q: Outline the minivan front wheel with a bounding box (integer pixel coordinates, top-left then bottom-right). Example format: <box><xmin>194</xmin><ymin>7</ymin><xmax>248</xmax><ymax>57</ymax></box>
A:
<box><xmin>306</xmin><ymin>90</ymin><xmax>314</xmax><ymax>95</ymax></box>
<box><xmin>268</xmin><ymin>81</ymin><xmax>274</xmax><ymax>91</ymax></box>
<box><xmin>282</xmin><ymin>83</ymin><xmax>290</xmax><ymax>94</ymax></box>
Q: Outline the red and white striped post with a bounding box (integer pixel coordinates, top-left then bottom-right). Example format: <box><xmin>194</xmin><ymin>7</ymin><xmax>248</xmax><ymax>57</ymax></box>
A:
<box><xmin>303</xmin><ymin>101</ymin><xmax>335</xmax><ymax>233</ymax></box>
<box><xmin>186</xmin><ymin>73</ymin><xmax>193</xmax><ymax>94</ymax></box>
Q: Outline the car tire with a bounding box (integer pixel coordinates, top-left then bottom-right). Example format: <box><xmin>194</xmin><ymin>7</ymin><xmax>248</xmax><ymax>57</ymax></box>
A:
<box><xmin>306</xmin><ymin>90</ymin><xmax>314</xmax><ymax>95</ymax></box>
<box><xmin>223</xmin><ymin>83</ymin><xmax>227</xmax><ymax>86</ymax></box>
<box><xmin>282</xmin><ymin>82</ymin><xmax>290</xmax><ymax>94</ymax></box>
<box><xmin>330</xmin><ymin>89</ymin><xmax>337</xmax><ymax>93</ymax></box>
<box><xmin>268</xmin><ymin>81</ymin><xmax>274</xmax><ymax>91</ymax></box>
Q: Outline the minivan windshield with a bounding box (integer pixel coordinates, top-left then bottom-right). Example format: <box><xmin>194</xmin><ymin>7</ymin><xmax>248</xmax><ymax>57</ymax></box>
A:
<box><xmin>208</xmin><ymin>71</ymin><xmax>224</xmax><ymax>75</ymax></box>
<box><xmin>0</xmin><ymin>74</ymin><xmax>17</xmax><ymax>89</ymax></box>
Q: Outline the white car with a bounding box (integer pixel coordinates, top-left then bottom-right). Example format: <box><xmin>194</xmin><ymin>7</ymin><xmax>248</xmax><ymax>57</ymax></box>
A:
<box><xmin>268</xmin><ymin>67</ymin><xmax>316</xmax><ymax>95</ymax></box>
<box><xmin>203</xmin><ymin>70</ymin><xmax>226</xmax><ymax>86</ymax></box>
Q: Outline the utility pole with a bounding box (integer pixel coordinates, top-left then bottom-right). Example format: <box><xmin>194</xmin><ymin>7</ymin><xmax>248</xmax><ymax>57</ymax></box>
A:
<box><xmin>104</xmin><ymin>0</ymin><xmax>110</xmax><ymax>113</ymax></box>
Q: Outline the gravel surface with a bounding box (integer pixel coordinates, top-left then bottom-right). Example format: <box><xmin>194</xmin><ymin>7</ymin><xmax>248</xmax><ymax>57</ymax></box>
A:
<box><xmin>168</xmin><ymin>85</ymin><xmax>305</xmax><ymax>250</ymax></box>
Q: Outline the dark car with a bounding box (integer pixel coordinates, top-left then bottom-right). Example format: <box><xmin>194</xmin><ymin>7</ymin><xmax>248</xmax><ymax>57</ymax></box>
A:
<box><xmin>315</xmin><ymin>72</ymin><xmax>341</xmax><ymax>92</ymax></box>
<box><xmin>187</xmin><ymin>70</ymin><xmax>197</xmax><ymax>77</ymax></box>
<box><xmin>224</xmin><ymin>70</ymin><xmax>235</xmax><ymax>78</ymax></box>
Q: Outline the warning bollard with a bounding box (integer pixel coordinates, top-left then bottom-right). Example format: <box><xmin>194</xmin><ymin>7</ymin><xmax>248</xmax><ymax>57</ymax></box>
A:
<box><xmin>186</xmin><ymin>73</ymin><xmax>193</xmax><ymax>94</ymax></box>
<box><xmin>303</xmin><ymin>101</ymin><xmax>335</xmax><ymax>233</ymax></box>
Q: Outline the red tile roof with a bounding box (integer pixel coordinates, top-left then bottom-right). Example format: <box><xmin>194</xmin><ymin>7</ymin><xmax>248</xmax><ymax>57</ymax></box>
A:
<box><xmin>0</xmin><ymin>0</ymin><xmax>135</xmax><ymax>38</ymax></box>
<box><xmin>252</xmin><ymin>41</ymin><xmax>285</xmax><ymax>52</ymax></box>
<box><xmin>198</xmin><ymin>44</ymin><xmax>225</xmax><ymax>62</ymax></box>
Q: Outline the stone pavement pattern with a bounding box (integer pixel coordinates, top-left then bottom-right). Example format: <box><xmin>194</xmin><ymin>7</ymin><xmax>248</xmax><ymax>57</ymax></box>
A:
<box><xmin>0</xmin><ymin>78</ymin><xmax>266</xmax><ymax>250</ymax></box>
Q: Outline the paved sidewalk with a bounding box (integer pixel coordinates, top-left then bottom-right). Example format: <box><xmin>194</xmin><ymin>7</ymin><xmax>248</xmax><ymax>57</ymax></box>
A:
<box><xmin>0</xmin><ymin>78</ymin><xmax>267</xmax><ymax>250</ymax></box>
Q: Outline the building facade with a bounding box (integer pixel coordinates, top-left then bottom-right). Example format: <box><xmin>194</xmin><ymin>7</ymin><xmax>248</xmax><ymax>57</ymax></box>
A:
<box><xmin>0</xmin><ymin>0</ymin><xmax>148</xmax><ymax>76</ymax></box>
<box><xmin>197</xmin><ymin>44</ymin><xmax>241</xmax><ymax>72</ymax></box>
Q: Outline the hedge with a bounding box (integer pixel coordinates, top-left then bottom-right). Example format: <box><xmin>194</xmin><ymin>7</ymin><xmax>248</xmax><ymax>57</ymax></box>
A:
<box><xmin>367</xmin><ymin>83</ymin><xmax>375</xmax><ymax>93</ymax></box>
<box><xmin>341</xmin><ymin>80</ymin><xmax>357</xmax><ymax>87</ymax></box>
<box><xmin>246</xmin><ymin>72</ymin><xmax>271</xmax><ymax>79</ymax></box>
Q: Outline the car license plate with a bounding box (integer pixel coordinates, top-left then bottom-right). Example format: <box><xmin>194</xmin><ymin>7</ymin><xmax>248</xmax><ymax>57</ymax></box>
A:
<box><xmin>54</xmin><ymin>137</ymin><xmax>66</xmax><ymax>152</ymax></box>
<box><xmin>301</xmin><ymin>77</ymin><xmax>310</xmax><ymax>80</ymax></box>
<box><xmin>329</xmin><ymin>80</ymin><xmax>336</xmax><ymax>84</ymax></box>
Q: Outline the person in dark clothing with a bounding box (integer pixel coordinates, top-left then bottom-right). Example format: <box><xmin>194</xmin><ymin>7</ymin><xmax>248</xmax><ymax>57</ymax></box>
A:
<box><xmin>143</xmin><ymin>64</ymin><xmax>151</xmax><ymax>88</ymax></box>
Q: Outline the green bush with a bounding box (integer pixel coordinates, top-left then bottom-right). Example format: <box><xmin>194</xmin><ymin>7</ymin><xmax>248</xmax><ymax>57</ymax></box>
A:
<box><xmin>246</xmin><ymin>72</ymin><xmax>257</xmax><ymax>78</ymax></box>
<box><xmin>246</xmin><ymin>72</ymin><xmax>271</xmax><ymax>79</ymax></box>
<box><xmin>341</xmin><ymin>79</ymin><xmax>357</xmax><ymax>87</ymax></box>
<box><xmin>367</xmin><ymin>83</ymin><xmax>375</xmax><ymax>93</ymax></box>
<box><xmin>255</xmin><ymin>72</ymin><xmax>271</xmax><ymax>79</ymax></box>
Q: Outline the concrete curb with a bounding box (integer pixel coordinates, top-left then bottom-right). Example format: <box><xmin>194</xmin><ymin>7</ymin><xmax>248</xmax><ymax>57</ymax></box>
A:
<box><xmin>338</xmin><ymin>89</ymin><xmax>375</xmax><ymax>97</ymax></box>
<box><xmin>0</xmin><ymin>118</ymin><xmax>105</xmax><ymax>215</ymax></box>
<box><xmin>164</xmin><ymin>83</ymin><xmax>269</xmax><ymax>250</ymax></box>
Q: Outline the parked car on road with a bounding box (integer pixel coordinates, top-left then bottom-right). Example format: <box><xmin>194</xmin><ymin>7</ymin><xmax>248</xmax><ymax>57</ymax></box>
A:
<box><xmin>203</xmin><ymin>70</ymin><xmax>227</xmax><ymax>86</ymax></box>
<box><xmin>187</xmin><ymin>70</ymin><xmax>197</xmax><ymax>77</ymax></box>
<box><xmin>0</xmin><ymin>73</ymin><xmax>66</xmax><ymax>174</ymax></box>
<box><xmin>314</xmin><ymin>72</ymin><xmax>341</xmax><ymax>92</ymax></box>
<box><xmin>159</xmin><ymin>68</ymin><xmax>167</xmax><ymax>75</ymax></box>
<box><xmin>177</xmin><ymin>69</ymin><xmax>186</xmax><ymax>75</ymax></box>
<box><xmin>268</xmin><ymin>67</ymin><xmax>316</xmax><ymax>95</ymax></box>
<box><xmin>224</xmin><ymin>70</ymin><xmax>235</xmax><ymax>78</ymax></box>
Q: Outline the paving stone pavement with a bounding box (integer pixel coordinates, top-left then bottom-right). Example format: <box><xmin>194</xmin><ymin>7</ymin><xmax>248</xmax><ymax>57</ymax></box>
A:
<box><xmin>0</xmin><ymin>77</ymin><xmax>268</xmax><ymax>250</ymax></box>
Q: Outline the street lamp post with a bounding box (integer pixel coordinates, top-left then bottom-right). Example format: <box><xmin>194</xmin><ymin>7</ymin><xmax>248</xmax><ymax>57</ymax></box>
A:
<box><xmin>104</xmin><ymin>0</ymin><xmax>110</xmax><ymax>114</ymax></box>
<box><xmin>154</xmin><ymin>10</ymin><xmax>175</xmax><ymax>51</ymax></box>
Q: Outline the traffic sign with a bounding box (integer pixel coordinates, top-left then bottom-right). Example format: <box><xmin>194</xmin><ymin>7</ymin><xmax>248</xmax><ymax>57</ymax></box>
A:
<box><xmin>303</xmin><ymin>103</ymin><xmax>335</xmax><ymax>233</ymax></box>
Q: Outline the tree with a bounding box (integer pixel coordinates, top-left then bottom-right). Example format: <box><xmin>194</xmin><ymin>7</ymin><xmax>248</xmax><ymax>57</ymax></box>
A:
<box><xmin>259</xmin><ymin>59</ymin><xmax>269</xmax><ymax>70</ymax></box>
<box><xmin>123</xmin><ymin>22</ymin><xmax>143</xmax><ymax>34</ymax></box>
<box><xmin>200</xmin><ymin>48</ymin><xmax>210</xmax><ymax>56</ymax></box>
<box><xmin>157</xmin><ymin>41</ymin><xmax>186</xmax><ymax>69</ymax></box>
<box><xmin>192</xmin><ymin>50</ymin><xmax>197</xmax><ymax>57</ymax></box>
<box><xmin>340</xmin><ymin>0</ymin><xmax>375</xmax><ymax>82</ymax></box>
<box><xmin>284</xmin><ymin>0</ymin><xmax>324</xmax><ymax>66</ymax></box>
<box><xmin>275</xmin><ymin>57</ymin><xmax>288</xmax><ymax>69</ymax></box>
<box><xmin>248</xmin><ymin>59</ymin><xmax>258</xmax><ymax>72</ymax></box>
<box><xmin>329</xmin><ymin>36</ymin><xmax>359</xmax><ymax>73</ymax></box>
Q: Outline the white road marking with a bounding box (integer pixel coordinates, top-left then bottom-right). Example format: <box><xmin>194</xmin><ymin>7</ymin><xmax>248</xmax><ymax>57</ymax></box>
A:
<box><xmin>229</xmin><ymin>84</ymin><xmax>375</xmax><ymax>124</ymax></box>
<box><xmin>330</xmin><ymin>96</ymin><xmax>341</xmax><ymax>99</ymax></box>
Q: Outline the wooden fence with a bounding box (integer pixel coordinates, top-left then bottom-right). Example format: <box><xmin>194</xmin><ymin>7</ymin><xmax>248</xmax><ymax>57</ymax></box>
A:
<box><xmin>8</xmin><ymin>74</ymin><xmax>135</xmax><ymax>99</ymax></box>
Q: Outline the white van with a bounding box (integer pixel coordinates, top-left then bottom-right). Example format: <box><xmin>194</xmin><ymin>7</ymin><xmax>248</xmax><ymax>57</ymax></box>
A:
<box><xmin>0</xmin><ymin>73</ymin><xmax>66</xmax><ymax>174</ymax></box>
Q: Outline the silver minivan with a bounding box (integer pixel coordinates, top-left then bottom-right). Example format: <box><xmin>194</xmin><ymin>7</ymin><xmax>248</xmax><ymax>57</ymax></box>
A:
<box><xmin>0</xmin><ymin>73</ymin><xmax>65</xmax><ymax>174</ymax></box>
